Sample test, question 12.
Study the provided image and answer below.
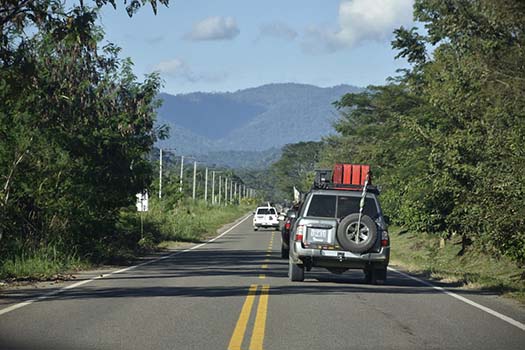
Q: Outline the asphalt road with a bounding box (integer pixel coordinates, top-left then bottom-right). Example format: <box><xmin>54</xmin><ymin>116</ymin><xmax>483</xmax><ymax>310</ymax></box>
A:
<box><xmin>1</xmin><ymin>214</ymin><xmax>524</xmax><ymax>350</ymax></box>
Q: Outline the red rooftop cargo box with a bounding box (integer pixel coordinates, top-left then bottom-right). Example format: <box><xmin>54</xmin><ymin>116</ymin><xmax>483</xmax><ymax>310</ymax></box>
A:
<box><xmin>333</xmin><ymin>164</ymin><xmax>370</xmax><ymax>186</ymax></box>
<box><xmin>333</xmin><ymin>164</ymin><xmax>343</xmax><ymax>184</ymax></box>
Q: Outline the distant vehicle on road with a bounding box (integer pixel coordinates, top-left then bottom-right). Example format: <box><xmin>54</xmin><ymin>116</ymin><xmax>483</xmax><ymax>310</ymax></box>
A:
<box><xmin>289</xmin><ymin>164</ymin><xmax>390</xmax><ymax>284</ymax></box>
<box><xmin>253</xmin><ymin>206</ymin><xmax>280</xmax><ymax>231</ymax></box>
<box><xmin>280</xmin><ymin>205</ymin><xmax>300</xmax><ymax>258</ymax></box>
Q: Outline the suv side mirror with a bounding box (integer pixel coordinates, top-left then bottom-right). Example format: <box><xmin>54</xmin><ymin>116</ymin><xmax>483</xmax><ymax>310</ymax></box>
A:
<box><xmin>383</xmin><ymin>215</ymin><xmax>391</xmax><ymax>225</ymax></box>
<box><xmin>287</xmin><ymin>210</ymin><xmax>297</xmax><ymax>219</ymax></box>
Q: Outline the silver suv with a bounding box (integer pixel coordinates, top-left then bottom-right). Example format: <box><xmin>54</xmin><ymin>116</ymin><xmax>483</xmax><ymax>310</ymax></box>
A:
<box><xmin>288</xmin><ymin>189</ymin><xmax>390</xmax><ymax>283</ymax></box>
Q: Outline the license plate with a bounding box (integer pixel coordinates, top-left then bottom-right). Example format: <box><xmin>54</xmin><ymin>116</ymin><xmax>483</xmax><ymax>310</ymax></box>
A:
<box><xmin>309</xmin><ymin>228</ymin><xmax>328</xmax><ymax>242</ymax></box>
<box><xmin>257</xmin><ymin>216</ymin><xmax>264</xmax><ymax>219</ymax></box>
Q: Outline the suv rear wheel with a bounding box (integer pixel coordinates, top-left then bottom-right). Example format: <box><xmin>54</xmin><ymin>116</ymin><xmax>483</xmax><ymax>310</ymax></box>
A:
<box><xmin>289</xmin><ymin>261</ymin><xmax>304</xmax><ymax>281</ymax></box>
<box><xmin>337</xmin><ymin>213</ymin><xmax>377</xmax><ymax>253</ymax></box>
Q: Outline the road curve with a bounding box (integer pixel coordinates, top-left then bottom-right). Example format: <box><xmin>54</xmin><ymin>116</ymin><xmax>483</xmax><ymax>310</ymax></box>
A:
<box><xmin>1</xmin><ymin>215</ymin><xmax>524</xmax><ymax>350</ymax></box>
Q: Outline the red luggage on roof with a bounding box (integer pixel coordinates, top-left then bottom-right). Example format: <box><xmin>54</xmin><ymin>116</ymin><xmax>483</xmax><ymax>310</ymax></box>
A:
<box><xmin>333</xmin><ymin>164</ymin><xmax>370</xmax><ymax>186</ymax></box>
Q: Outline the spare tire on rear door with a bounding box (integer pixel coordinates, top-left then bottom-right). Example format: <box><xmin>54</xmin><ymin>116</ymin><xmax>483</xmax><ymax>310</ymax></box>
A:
<box><xmin>337</xmin><ymin>213</ymin><xmax>377</xmax><ymax>253</ymax></box>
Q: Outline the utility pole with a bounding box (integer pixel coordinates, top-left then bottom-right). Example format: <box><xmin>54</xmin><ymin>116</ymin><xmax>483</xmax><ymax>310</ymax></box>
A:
<box><xmin>225</xmin><ymin>178</ymin><xmax>228</xmax><ymax>205</ymax></box>
<box><xmin>159</xmin><ymin>148</ymin><xmax>163</xmax><ymax>199</ymax></box>
<box><xmin>212</xmin><ymin>171</ymin><xmax>216</xmax><ymax>204</ymax></box>
<box><xmin>192</xmin><ymin>161</ymin><xmax>197</xmax><ymax>200</ymax></box>
<box><xmin>230</xmin><ymin>180</ymin><xmax>233</xmax><ymax>204</ymax></box>
<box><xmin>218</xmin><ymin>175</ymin><xmax>222</xmax><ymax>205</ymax></box>
<box><xmin>204</xmin><ymin>168</ymin><xmax>208</xmax><ymax>202</ymax></box>
<box><xmin>179</xmin><ymin>155</ymin><xmax>184</xmax><ymax>193</ymax></box>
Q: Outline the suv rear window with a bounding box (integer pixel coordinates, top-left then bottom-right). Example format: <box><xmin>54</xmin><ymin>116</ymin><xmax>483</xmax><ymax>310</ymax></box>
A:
<box><xmin>306</xmin><ymin>194</ymin><xmax>379</xmax><ymax>219</ymax></box>
<box><xmin>337</xmin><ymin>196</ymin><xmax>379</xmax><ymax>219</ymax></box>
<box><xmin>257</xmin><ymin>208</ymin><xmax>276</xmax><ymax>215</ymax></box>
<box><xmin>306</xmin><ymin>195</ymin><xmax>336</xmax><ymax>217</ymax></box>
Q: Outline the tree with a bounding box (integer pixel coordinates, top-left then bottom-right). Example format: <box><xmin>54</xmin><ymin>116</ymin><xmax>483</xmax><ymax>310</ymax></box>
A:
<box><xmin>0</xmin><ymin>1</ymin><xmax>167</xmax><ymax>261</ymax></box>
<box><xmin>271</xmin><ymin>141</ymin><xmax>324</xmax><ymax>198</ymax></box>
<box><xmin>393</xmin><ymin>0</ymin><xmax>525</xmax><ymax>261</ymax></box>
<box><xmin>325</xmin><ymin>0</ymin><xmax>525</xmax><ymax>265</ymax></box>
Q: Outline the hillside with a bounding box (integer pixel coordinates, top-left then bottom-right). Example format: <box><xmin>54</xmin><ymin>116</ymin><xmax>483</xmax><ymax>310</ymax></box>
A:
<box><xmin>156</xmin><ymin>83</ymin><xmax>362</xmax><ymax>155</ymax></box>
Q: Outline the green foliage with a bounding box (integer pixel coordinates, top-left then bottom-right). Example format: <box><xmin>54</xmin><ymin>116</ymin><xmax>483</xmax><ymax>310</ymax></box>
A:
<box><xmin>270</xmin><ymin>141</ymin><xmax>324</xmax><ymax>199</ymax></box>
<box><xmin>235</xmin><ymin>141</ymin><xmax>323</xmax><ymax>203</ymax></box>
<box><xmin>0</xmin><ymin>2</ymin><xmax>165</xmax><ymax>270</ymax></box>
<box><xmin>140</xmin><ymin>198</ymin><xmax>251</xmax><ymax>244</ymax></box>
<box><xmin>235</xmin><ymin>168</ymin><xmax>275</xmax><ymax>201</ymax></box>
<box><xmin>390</xmin><ymin>227</ymin><xmax>525</xmax><ymax>302</ymax></box>
<box><xmin>0</xmin><ymin>244</ymin><xmax>87</xmax><ymax>280</ymax></box>
<box><xmin>324</xmin><ymin>0</ymin><xmax>525</xmax><ymax>265</ymax></box>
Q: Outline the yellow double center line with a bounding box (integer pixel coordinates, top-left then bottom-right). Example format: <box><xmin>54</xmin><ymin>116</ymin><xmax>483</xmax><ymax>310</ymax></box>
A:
<box><xmin>261</xmin><ymin>233</ymin><xmax>274</xmax><ymax>278</ymax></box>
<box><xmin>228</xmin><ymin>284</ymin><xmax>270</xmax><ymax>350</ymax></box>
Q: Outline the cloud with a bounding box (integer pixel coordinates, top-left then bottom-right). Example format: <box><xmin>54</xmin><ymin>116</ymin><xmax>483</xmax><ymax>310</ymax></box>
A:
<box><xmin>153</xmin><ymin>59</ymin><xmax>228</xmax><ymax>83</ymax></box>
<box><xmin>184</xmin><ymin>16</ymin><xmax>240</xmax><ymax>41</ymax></box>
<box><xmin>153</xmin><ymin>59</ymin><xmax>191</xmax><ymax>79</ymax></box>
<box><xmin>256</xmin><ymin>21</ymin><xmax>298</xmax><ymax>41</ymax></box>
<box><xmin>302</xmin><ymin>0</ymin><xmax>414</xmax><ymax>53</ymax></box>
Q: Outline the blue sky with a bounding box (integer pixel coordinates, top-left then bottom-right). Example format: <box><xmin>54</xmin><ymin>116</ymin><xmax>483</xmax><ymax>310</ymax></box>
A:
<box><xmin>98</xmin><ymin>0</ymin><xmax>415</xmax><ymax>94</ymax></box>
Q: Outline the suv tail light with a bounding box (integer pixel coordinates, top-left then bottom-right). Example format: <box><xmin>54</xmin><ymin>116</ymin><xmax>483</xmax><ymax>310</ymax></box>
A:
<box><xmin>295</xmin><ymin>225</ymin><xmax>305</xmax><ymax>242</ymax></box>
<box><xmin>381</xmin><ymin>231</ymin><xmax>389</xmax><ymax>247</ymax></box>
<box><xmin>285</xmin><ymin>221</ymin><xmax>291</xmax><ymax>230</ymax></box>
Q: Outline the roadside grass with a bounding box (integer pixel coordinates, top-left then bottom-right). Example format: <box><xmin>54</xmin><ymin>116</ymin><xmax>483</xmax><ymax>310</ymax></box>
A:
<box><xmin>0</xmin><ymin>245</ymin><xmax>88</xmax><ymax>281</ymax></box>
<box><xmin>150</xmin><ymin>199</ymin><xmax>252</xmax><ymax>245</ymax></box>
<box><xmin>0</xmin><ymin>201</ymin><xmax>251</xmax><ymax>282</ymax></box>
<box><xmin>390</xmin><ymin>227</ymin><xmax>525</xmax><ymax>303</ymax></box>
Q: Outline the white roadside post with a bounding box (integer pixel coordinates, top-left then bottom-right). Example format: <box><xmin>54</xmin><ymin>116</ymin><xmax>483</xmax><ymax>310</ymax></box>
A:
<box><xmin>136</xmin><ymin>191</ymin><xmax>149</xmax><ymax>239</ymax></box>
<box><xmin>159</xmin><ymin>149</ymin><xmax>163</xmax><ymax>199</ymax></box>
<box><xmin>179</xmin><ymin>155</ymin><xmax>184</xmax><ymax>193</ymax></box>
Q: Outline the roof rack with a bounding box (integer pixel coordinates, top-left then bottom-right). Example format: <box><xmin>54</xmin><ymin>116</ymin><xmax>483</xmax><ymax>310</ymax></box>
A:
<box><xmin>312</xmin><ymin>165</ymin><xmax>379</xmax><ymax>194</ymax></box>
<box><xmin>312</xmin><ymin>182</ymin><xmax>380</xmax><ymax>194</ymax></box>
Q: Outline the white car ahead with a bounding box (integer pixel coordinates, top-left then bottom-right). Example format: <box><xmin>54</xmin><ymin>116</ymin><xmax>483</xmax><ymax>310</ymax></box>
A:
<box><xmin>253</xmin><ymin>206</ymin><xmax>280</xmax><ymax>231</ymax></box>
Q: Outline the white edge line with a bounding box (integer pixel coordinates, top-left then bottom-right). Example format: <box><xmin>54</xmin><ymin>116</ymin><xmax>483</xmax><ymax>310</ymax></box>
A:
<box><xmin>0</xmin><ymin>213</ymin><xmax>253</xmax><ymax>317</ymax></box>
<box><xmin>388</xmin><ymin>267</ymin><xmax>525</xmax><ymax>331</ymax></box>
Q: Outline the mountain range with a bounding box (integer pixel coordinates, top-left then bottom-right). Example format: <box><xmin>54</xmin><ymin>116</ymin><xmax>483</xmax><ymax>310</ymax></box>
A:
<box><xmin>155</xmin><ymin>83</ymin><xmax>362</xmax><ymax>168</ymax></box>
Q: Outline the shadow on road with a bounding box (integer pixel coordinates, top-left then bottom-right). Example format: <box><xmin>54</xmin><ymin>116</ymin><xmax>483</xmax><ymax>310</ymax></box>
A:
<box><xmin>0</xmin><ymin>247</ymin><xmax>509</xmax><ymax>304</ymax></box>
